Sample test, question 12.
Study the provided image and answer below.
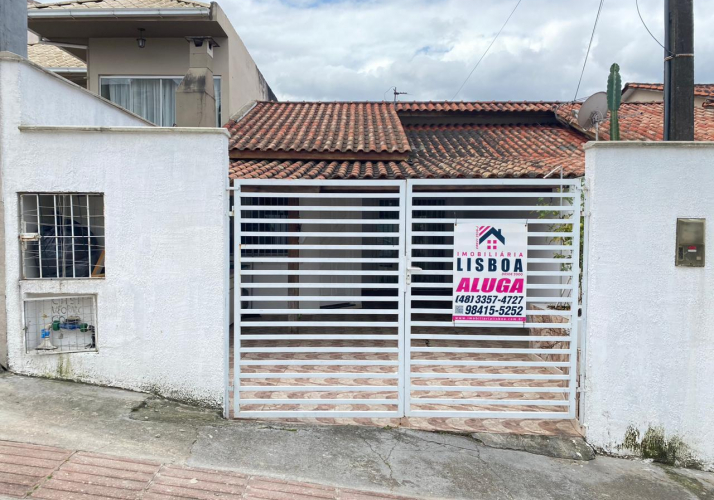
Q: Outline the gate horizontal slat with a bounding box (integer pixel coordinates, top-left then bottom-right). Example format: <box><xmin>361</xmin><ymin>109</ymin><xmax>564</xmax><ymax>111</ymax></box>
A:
<box><xmin>240</xmin><ymin>399</ymin><xmax>398</xmax><ymax>405</ymax></box>
<box><xmin>411</xmin><ymin>399</ymin><xmax>570</xmax><ymax>406</ymax></box>
<box><xmin>239</xmin><ymin>386</ymin><xmax>397</xmax><ymax>392</ymax></box>
<box><xmin>240</xmin><ymin>296</ymin><xmax>398</xmax><ymax>302</ymax></box>
<box><xmin>410</xmin><ymin>322</ymin><xmax>572</xmax><ymax>328</ymax></box>
<box><xmin>406</xmin><ymin>411</ymin><xmax>570</xmax><ymax>419</ymax></box>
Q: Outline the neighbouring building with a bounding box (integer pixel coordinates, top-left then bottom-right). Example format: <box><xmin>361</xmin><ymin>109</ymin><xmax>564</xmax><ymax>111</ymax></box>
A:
<box><xmin>621</xmin><ymin>82</ymin><xmax>714</xmax><ymax>107</ymax></box>
<box><xmin>556</xmin><ymin>99</ymin><xmax>714</xmax><ymax>141</ymax></box>
<box><xmin>27</xmin><ymin>40</ymin><xmax>86</xmax><ymax>87</ymax></box>
<box><xmin>26</xmin><ymin>0</ymin><xmax>276</xmax><ymax>126</ymax></box>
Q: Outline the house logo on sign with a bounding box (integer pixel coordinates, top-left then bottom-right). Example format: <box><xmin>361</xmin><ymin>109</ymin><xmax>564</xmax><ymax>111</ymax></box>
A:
<box><xmin>476</xmin><ymin>226</ymin><xmax>506</xmax><ymax>250</ymax></box>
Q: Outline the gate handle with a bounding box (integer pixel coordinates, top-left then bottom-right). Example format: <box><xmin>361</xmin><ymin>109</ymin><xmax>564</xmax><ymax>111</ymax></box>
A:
<box><xmin>408</xmin><ymin>266</ymin><xmax>422</xmax><ymax>272</ymax></box>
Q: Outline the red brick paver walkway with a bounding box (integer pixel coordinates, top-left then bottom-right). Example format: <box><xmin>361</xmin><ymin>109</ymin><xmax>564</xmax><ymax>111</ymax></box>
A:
<box><xmin>0</xmin><ymin>440</ymin><xmax>415</xmax><ymax>500</ymax></box>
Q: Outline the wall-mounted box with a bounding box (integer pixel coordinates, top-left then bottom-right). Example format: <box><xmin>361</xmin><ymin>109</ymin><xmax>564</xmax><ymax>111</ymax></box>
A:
<box><xmin>676</xmin><ymin>218</ymin><xmax>705</xmax><ymax>267</ymax></box>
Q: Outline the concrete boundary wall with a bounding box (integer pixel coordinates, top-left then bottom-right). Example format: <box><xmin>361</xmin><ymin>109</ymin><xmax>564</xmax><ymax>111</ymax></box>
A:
<box><xmin>584</xmin><ymin>141</ymin><xmax>714</xmax><ymax>470</ymax></box>
<box><xmin>0</xmin><ymin>54</ymin><xmax>229</xmax><ymax>406</ymax></box>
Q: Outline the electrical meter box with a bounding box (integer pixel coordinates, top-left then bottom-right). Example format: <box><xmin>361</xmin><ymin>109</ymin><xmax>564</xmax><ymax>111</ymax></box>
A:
<box><xmin>676</xmin><ymin>218</ymin><xmax>705</xmax><ymax>267</ymax></box>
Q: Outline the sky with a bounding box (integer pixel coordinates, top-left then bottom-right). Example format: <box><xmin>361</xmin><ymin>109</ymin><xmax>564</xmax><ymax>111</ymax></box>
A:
<box><xmin>35</xmin><ymin>0</ymin><xmax>714</xmax><ymax>102</ymax></box>
<box><xmin>216</xmin><ymin>0</ymin><xmax>714</xmax><ymax>102</ymax></box>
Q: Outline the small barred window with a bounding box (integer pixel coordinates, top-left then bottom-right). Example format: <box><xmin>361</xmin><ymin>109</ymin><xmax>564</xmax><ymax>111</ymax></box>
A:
<box><xmin>20</xmin><ymin>194</ymin><xmax>105</xmax><ymax>279</ymax></box>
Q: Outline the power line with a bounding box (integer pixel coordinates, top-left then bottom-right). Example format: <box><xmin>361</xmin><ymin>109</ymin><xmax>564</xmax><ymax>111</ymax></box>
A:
<box><xmin>450</xmin><ymin>0</ymin><xmax>522</xmax><ymax>101</ymax></box>
<box><xmin>573</xmin><ymin>0</ymin><xmax>605</xmax><ymax>102</ymax></box>
<box><xmin>635</xmin><ymin>0</ymin><xmax>674</xmax><ymax>56</ymax></box>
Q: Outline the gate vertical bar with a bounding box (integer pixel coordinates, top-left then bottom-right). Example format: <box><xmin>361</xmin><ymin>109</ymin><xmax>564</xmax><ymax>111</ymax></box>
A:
<box><xmin>568</xmin><ymin>181</ymin><xmax>582</xmax><ymax>419</ymax></box>
<box><xmin>233</xmin><ymin>181</ymin><xmax>242</xmax><ymax>418</ymax></box>
<box><xmin>397</xmin><ymin>181</ymin><xmax>407</xmax><ymax>416</ymax></box>
<box><xmin>404</xmin><ymin>180</ymin><xmax>413</xmax><ymax>417</ymax></box>
<box><xmin>223</xmin><ymin>182</ymin><xmax>232</xmax><ymax>418</ymax></box>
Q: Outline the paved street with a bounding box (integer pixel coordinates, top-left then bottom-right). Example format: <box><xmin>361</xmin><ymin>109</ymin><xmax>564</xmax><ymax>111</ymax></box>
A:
<box><xmin>2</xmin><ymin>372</ymin><xmax>714</xmax><ymax>500</ymax></box>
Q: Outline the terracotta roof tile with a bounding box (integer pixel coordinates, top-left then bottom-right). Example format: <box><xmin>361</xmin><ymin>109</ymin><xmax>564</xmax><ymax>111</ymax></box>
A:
<box><xmin>227</xmin><ymin>101</ymin><xmax>588</xmax><ymax>180</ymax></box>
<box><xmin>229</xmin><ymin>157</ymin><xmax>573</xmax><ymax>180</ymax></box>
<box><xmin>27</xmin><ymin>44</ymin><xmax>86</xmax><ymax>69</ymax></box>
<box><xmin>230</xmin><ymin>160</ymin><xmax>413</xmax><ymax>180</ymax></box>
<box><xmin>406</xmin><ymin>123</ymin><xmax>585</xmax><ymax>177</ymax></box>
<box><xmin>395</xmin><ymin>101</ymin><xmax>557</xmax><ymax>113</ymax></box>
<box><xmin>226</xmin><ymin>101</ymin><xmax>410</xmax><ymax>154</ymax></box>
<box><xmin>28</xmin><ymin>0</ymin><xmax>208</xmax><ymax>10</ymax></box>
<box><xmin>555</xmin><ymin>101</ymin><xmax>714</xmax><ymax>141</ymax></box>
<box><xmin>624</xmin><ymin>82</ymin><xmax>714</xmax><ymax>98</ymax></box>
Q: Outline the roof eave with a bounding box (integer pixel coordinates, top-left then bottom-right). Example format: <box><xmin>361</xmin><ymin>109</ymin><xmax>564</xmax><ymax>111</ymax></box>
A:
<box><xmin>27</xmin><ymin>7</ymin><xmax>210</xmax><ymax>19</ymax></box>
<box><xmin>47</xmin><ymin>67</ymin><xmax>86</xmax><ymax>73</ymax></box>
<box><xmin>228</xmin><ymin>150</ymin><xmax>410</xmax><ymax>162</ymax></box>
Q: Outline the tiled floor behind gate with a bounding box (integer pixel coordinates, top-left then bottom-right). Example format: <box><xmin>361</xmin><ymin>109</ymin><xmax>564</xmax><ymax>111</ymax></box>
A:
<box><xmin>229</xmin><ymin>324</ymin><xmax>581</xmax><ymax>437</ymax></box>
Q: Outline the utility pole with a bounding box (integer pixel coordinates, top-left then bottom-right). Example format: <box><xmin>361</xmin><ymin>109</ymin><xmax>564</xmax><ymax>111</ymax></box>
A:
<box><xmin>663</xmin><ymin>0</ymin><xmax>694</xmax><ymax>141</ymax></box>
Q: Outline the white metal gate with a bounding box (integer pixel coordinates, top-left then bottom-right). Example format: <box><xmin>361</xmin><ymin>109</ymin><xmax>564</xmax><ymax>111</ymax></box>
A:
<box><xmin>230</xmin><ymin>178</ymin><xmax>580</xmax><ymax>420</ymax></box>
<box><xmin>405</xmin><ymin>179</ymin><xmax>581</xmax><ymax>419</ymax></box>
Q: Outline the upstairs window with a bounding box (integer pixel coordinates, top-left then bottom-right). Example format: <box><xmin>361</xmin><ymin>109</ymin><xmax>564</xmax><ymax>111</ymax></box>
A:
<box><xmin>100</xmin><ymin>76</ymin><xmax>222</xmax><ymax>127</ymax></box>
<box><xmin>20</xmin><ymin>194</ymin><xmax>105</xmax><ymax>279</ymax></box>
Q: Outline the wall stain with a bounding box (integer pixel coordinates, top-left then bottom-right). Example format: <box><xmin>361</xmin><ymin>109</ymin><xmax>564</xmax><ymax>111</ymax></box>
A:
<box><xmin>56</xmin><ymin>356</ymin><xmax>72</xmax><ymax>379</ymax></box>
<box><xmin>621</xmin><ymin>425</ymin><xmax>703</xmax><ymax>470</ymax></box>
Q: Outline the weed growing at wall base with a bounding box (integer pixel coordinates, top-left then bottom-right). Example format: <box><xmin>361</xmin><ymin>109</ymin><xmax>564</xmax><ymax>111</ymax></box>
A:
<box><xmin>621</xmin><ymin>425</ymin><xmax>703</xmax><ymax>469</ymax></box>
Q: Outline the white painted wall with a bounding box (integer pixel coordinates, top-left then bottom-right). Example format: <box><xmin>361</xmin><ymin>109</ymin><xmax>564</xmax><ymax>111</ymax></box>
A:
<box><xmin>0</xmin><ymin>54</ymin><xmax>229</xmax><ymax>407</ymax></box>
<box><xmin>583</xmin><ymin>141</ymin><xmax>714</xmax><ymax>469</ymax></box>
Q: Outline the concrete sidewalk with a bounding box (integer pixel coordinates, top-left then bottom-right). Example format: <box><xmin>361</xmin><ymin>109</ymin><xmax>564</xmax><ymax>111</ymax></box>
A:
<box><xmin>2</xmin><ymin>372</ymin><xmax>714</xmax><ymax>500</ymax></box>
<box><xmin>0</xmin><ymin>440</ymin><xmax>416</xmax><ymax>500</ymax></box>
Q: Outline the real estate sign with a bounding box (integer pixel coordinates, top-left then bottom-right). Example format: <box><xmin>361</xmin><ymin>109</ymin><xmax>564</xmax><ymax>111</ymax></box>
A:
<box><xmin>452</xmin><ymin>220</ymin><xmax>528</xmax><ymax>326</ymax></box>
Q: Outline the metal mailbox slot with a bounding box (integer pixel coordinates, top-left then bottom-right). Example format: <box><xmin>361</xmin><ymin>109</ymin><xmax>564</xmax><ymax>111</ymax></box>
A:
<box><xmin>676</xmin><ymin>218</ymin><xmax>705</xmax><ymax>267</ymax></box>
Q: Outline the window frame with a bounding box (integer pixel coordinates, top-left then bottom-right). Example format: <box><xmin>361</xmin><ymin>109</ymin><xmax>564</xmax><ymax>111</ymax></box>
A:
<box><xmin>23</xmin><ymin>294</ymin><xmax>99</xmax><ymax>354</ymax></box>
<box><xmin>99</xmin><ymin>75</ymin><xmax>222</xmax><ymax>126</ymax></box>
<box><xmin>19</xmin><ymin>192</ymin><xmax>106</xmax><ymax>280</ymax></box>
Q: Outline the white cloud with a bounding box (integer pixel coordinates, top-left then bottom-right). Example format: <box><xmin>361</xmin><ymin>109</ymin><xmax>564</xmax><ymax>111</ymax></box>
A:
<box><xmin>34</xmin><ymin>0</ymin><xmax>714</xmax><ymax>101</ymax></box>
<box><xmin>220</xmin><ymin>0</ymin><xmax>714</xmax><ymax>102</ymax></box>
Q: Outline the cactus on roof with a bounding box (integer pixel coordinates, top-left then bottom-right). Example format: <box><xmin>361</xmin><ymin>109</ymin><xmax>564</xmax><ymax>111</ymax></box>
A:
<box><xmin>606</xmin><ymin>63</ymin><xmax>622</xmax><ymax>141</ymax></box>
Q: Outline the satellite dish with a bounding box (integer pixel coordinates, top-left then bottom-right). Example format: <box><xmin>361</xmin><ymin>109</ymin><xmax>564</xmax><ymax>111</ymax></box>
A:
<box><xmin>577</xmin><ymin>92</ymin><xmax>608</xmax><ymax>139</ymax></box>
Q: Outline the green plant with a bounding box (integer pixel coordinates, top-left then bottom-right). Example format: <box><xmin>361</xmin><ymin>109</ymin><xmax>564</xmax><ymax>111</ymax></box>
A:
<box><xmin>607</xmin><ymin>63</ymin><xmax>622</xmax><ymax>140</ymax></box>
<box><xmin>537</xmin><ymin>181</ymin><xmax>585</xmax><ymax>310</ymax></box>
